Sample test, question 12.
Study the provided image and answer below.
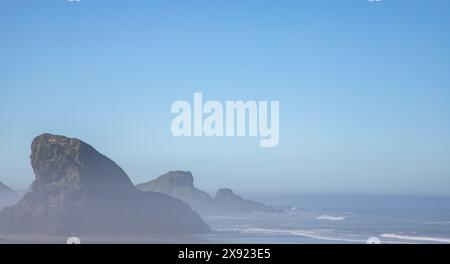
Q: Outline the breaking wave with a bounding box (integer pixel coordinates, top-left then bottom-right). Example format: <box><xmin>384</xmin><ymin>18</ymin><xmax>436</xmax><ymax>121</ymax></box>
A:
<box><xmin>381</xmin><ymin>233</ymin><xmax>450</xmax><ymax>243</ymax></box>
<box><xmin>419</xmin><ymin>221</ymin><xmax>450</xmax><ymax>225</ymax></box>
<box><xmin>316</xmin><ymin>215</ymin><xmax>347</xmax><ymax>221</ymax></box>
<box><xmin>214</xmin><ymin>227</ymin><xmax>365</xmax><ymax>243</ymax></box>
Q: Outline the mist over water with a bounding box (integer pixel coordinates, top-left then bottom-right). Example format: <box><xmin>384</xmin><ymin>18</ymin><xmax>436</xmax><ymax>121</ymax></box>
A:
<box><xmin>2</xmin><ymin>184</ymin><xmax>450</xmax><ymax>243</ymax></box>
<box><xmin>201</xmin><ymin>194</ymin><xmax>450</xmax><ymax>244</ymax></box>
<box><xmin>1</xmin><ymin>0</ymin><xmax>450</xmax><ymax>246</ymax></box>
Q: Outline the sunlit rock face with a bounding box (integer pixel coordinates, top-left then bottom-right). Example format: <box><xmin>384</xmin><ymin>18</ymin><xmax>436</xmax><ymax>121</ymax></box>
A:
<box><xmin>0</xmin><ymin>133</ymin><xmax>209</xmax><ymax>235</ymax></box>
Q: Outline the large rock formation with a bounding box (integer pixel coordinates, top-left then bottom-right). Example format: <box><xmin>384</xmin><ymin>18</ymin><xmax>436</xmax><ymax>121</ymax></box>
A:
<box><xmin>137</xmin><ymin>171</ymin><xmax>279</xmax><ymax>214</ymax></box>
<box><xmin>136</xmin><ymin>171</ymin><xmax>215</xmax><ymax>212</ymax></box>
<box><xmin>214</xmin><ymin>188</ymin><xmax>278</xmax><ymax>213</ymax></box>
<box><xmin>0</xmin><ymin>182</ymin><xmax>19</xmax><ymax>209</ymax></box>
<box><xmin>0</xmin><ymin>134</ymin><xmax>209</xmax><ymax>235</ymax></box>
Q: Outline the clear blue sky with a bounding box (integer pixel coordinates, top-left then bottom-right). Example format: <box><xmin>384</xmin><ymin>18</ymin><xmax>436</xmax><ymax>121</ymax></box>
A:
<box><xmin>1</xmin><ymin>0</ymin><xmax>450</xmax><ymax>195</ymax></box>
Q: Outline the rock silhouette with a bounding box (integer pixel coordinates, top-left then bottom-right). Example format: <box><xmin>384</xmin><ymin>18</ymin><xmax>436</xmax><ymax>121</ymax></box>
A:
<box><xmin>0</xmin><ymin>134</ymin><xmax>209</xmax><ymax>235</ymax></box>
<box><xmin>137</xmin><ymin>171</ymin><xmax>279</xmax><ymax>214</ymax></box>
<box><xmin>136</xmin><ymin>171</ymin><xmax>215</xmax><ymax>213</ymax></box>
<box><xmin>214</xmin><ymin>188</ymin><xmax>278</xmax><ymax>213</ymax></box>
<box><xmin>0</xmin><ymin>182</ymin><xmax>19</xmax><ymax>209</ymax></box>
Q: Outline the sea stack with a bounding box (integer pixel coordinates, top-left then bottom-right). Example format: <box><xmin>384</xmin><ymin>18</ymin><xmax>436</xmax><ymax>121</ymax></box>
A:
<box><xmin>137</xmin><ymin>171</ymin><xmax>280</xmax><ymax>214</ymax></box>
<box><xmin>136</xmin><ymin>171</ymin><xmax>215</xmax><ymax>213</ymax></box>
<box><xmin>0</xmin><ymin>134</ymin><xmax>209</xmax><ymax>235</ymax></box>
<box><xmin>214</xmin><ymin>188</ymin><xmax>278</xmax><ymax>213</ymax></box>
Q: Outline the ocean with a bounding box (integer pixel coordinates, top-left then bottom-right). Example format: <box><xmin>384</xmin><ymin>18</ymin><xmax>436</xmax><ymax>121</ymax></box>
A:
<box><xmin>199</xmin><ymin>195</ymin><xmax>450</xmax><ymax>244</ymax></box>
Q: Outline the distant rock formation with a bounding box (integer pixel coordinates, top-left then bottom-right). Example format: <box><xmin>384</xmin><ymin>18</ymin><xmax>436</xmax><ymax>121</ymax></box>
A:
<box><xmin>0</xmin><ymin>134</ymin><xmax>209</xmax><ymax>235</ymax></box>
<box><xmin>136</xmin><ymin>171</ymin><xmax>215</xmax><ymax>212</ymax></box>
<box><xmin>137</xmin><ymin>171</ymin><xmax>279</xmax><ymax>214</ymax></box>
<box><xmin>0</xmin><ymin>182</ymin><xmax>19</xmax><ymax>209</ymax></box>
<box><xmin>214</xmin><ymin>188</ymin><xmax>278</xmax><ymax>213</ymax></box>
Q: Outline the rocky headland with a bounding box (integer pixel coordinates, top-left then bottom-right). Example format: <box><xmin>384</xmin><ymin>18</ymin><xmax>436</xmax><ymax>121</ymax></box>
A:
<box><xmin>0</xmin><ymin>134</ymin><xmax>209</xmax><ymax>236</ymax></box>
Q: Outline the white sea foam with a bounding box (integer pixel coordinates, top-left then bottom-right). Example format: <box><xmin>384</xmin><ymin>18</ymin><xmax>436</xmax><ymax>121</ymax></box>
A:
<box><xmin>214</xmin><ymin>227</ymin><xmax>365</xmax><ymax>243</ymax></box>
<box><xmin>381</xmin><ymin>233</ymin><xmax>450</xmax><ymax>243</ymax></box>
<box><xmin>316</xmin><ymin>215</ymin><xmax>347</xmax><ymax>221</ymax></box>
<box><xmin>206</xmin><ymin>215</ymin><xmax>250</xmax><ymax>220</ymax></box>
<box><xmin>419</xmin><ymin>221</ymin><xmax>450</xmax><ymax>225</ymax></box>
<box><xmin>213</xmin><ymin>227</ymin><xmax>449</xmax><ymax>244</ymax></box>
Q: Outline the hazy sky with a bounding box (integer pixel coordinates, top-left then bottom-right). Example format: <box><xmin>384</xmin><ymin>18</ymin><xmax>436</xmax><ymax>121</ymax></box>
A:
<box><xmin>1</xmin><ymin>0</ymin><xmax>450</xmax><ymax>195</ymax></box>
